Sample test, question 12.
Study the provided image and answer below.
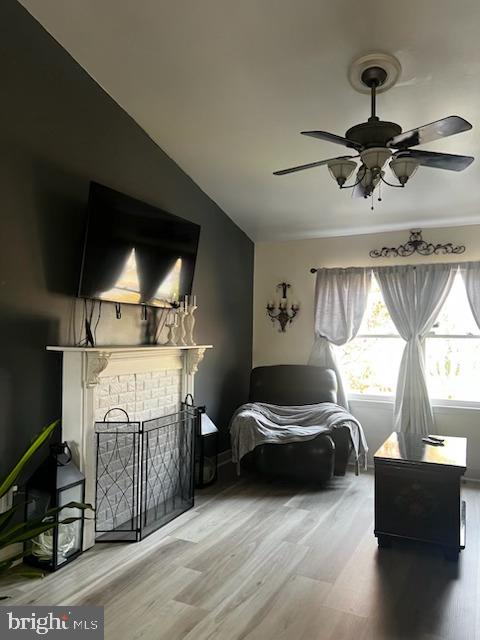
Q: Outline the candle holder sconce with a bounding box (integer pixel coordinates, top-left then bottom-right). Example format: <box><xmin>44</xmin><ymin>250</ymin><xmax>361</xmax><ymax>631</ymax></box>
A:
<box><xmin>266</xmin><ymin>282</ymin><xmax>300</xmax><ymax>333</ymax></box>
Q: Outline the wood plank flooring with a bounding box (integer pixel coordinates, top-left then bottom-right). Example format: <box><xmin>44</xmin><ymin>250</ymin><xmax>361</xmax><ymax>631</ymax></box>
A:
<box><xmin>2</xmin><ymin>468</ymin><xmax>479</xmax><ymax>640</ymax></box>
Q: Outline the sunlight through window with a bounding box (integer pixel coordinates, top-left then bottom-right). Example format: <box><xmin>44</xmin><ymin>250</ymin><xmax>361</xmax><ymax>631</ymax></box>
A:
<box><xmin>151</xmin><ymin>258</ymin><xmax>182</xmax><ymax>306</ymax></box>
<box><xmin>100</xmin><ymin>248</ymin><xmax>141</xmax><ymax>304</ymax></box>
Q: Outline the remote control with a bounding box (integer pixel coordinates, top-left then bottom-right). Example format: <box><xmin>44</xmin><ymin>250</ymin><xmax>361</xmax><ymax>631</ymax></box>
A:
<box><xmin>422</xmin><ymin>437</ymin><xmax>444</xmax><ymax>446</ymax></box>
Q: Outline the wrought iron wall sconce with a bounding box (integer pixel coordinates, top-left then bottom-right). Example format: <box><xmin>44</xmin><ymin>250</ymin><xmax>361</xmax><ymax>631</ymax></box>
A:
<box><xmin>266</xmin><ymin>282</ymin><xmax>300</xmax><ymax>332</ymax></box>
<box><xmin>369</xmin><ymin>229</ymin><xmax>466</xmax><ymax>258</ymax></box>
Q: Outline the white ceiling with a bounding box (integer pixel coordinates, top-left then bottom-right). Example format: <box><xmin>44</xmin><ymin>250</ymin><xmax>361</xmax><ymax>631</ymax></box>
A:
<box><xmin>19</xmin><ymin>0</ymin><xmax>480</xmax><ymax>241</ymax></box>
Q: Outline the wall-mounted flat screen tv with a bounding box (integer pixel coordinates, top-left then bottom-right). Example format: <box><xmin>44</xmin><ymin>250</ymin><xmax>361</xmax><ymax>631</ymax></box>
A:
<box><xmin>78</xmin><ymin>182</ymin><xmax>200</xmax><ymax>307</ymax></box>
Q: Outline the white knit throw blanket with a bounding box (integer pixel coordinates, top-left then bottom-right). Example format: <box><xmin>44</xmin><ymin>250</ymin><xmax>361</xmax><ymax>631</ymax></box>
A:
<box><xmin>230</xmin><ymin>402</ymin><xmax>368</xmax><ymax>472</ymax></box>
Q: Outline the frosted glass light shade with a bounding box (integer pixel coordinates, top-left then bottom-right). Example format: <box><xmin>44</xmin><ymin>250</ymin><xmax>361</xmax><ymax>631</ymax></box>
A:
<box><xmin>360</xmin><ymin>147</ymin><xmax>392</xmax><ymax>170</ymax></box>
<box><xmin>327</xmin><ymin>159</ymin><xmax>357</xmax><ymax>186</ymax></box>
<box><xmin>390</xmin><ymin>156</ymin><xmax>419</xmax><ymax>185</ymax></box>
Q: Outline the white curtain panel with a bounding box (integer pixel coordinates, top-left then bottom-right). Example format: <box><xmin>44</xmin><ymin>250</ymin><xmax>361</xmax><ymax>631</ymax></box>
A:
<box><xmin>461</xmin><ymin>262</ymin><xmax>480</xmax><ymax>328</ymax></box>
<box><xmin>309</xmin><ymin>267</ymin><xmax>372</xmax><ymax>408</ymax></box>
<box><xmin>375</xmin><ymin>264</ymin><xmax>456</xmax><ymax>434</ymax></box>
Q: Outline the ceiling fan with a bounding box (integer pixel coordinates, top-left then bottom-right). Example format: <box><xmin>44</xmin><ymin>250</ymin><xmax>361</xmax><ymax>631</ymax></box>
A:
<box><xmin>273</xmin><ymin>54</ymin><xmax>474</xmax><ymax>207</ymax></box>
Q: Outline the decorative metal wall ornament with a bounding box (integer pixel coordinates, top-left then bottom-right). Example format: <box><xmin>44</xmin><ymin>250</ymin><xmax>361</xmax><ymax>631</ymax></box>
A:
<box><xmin>369</xmin><ymin>229</ymin><xmax>466</xmax><ymax>259</ymax></box>
<box><xmin>266</xmin><ymin>282</ymin><xmax>300</xmax><ymax>332</ymax></box>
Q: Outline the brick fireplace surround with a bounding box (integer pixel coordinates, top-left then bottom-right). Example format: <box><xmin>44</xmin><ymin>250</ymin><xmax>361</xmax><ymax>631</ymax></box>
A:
<box><xmin>47</xmin><ymin>345</ymin><xmax>212</xmax><ymax>549</ymax></box>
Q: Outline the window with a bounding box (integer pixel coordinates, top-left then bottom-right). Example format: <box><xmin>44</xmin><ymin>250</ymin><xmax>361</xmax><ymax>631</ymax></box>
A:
<box><xmin>338</xmin><ymin>270</ymin><xmax>480</xmax><ymax>403</ymax></box>
<box><xmin>426</xmin><ymin>272</ymin><xmax>480</xmax><ymax>402</ymax></box>
<box><xmin>338</xmin><ymin>276</ymin><xmax>403</xmax><ymax>396</ymax></box>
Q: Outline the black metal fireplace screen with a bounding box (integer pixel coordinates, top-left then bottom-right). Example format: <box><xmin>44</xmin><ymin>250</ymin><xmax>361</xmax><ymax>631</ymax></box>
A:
<box><xmin>95</xmin><ymin>402</ymin><xmax>201</xmax><ymax>542</ymax></box>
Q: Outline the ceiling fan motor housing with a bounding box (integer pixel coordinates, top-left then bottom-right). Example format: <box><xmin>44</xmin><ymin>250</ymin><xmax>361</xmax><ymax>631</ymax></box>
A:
<box><xmin>345</xmin><ymin>120</ymin><xmax>402</xmax><ymax>149</ymax></box>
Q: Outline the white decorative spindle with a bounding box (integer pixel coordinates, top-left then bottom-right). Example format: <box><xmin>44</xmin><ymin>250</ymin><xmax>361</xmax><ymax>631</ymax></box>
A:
<box><xmin>177</xmin><ymin>308</ymin><xmax>187</xmax><ymax>346</ymax></box>
<box><xmin>186</xmin><ymin>304</ymin><xmax>198</xmax><ymax>345</ymax></box>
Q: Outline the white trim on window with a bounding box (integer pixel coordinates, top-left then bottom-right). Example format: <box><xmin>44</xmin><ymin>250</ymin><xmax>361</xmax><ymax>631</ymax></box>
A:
<box><xmin>355</xmin><ymin>334</ymin><xmax>400</xmax><ymax>339</ymax></box>
<box><xmin>430</xmin><ymin>398</ymin><xmax>480</xmax><ymax>411</ymax></box>
<box><xmin>426</xmin><ymin>334</ymin><xmax>480</xmax><ymax>339</ymax></box>
<box><xmin>348</xmin><ymin>392</ymin><xmax>480</xmax><ymax>411</ymax></box>
<box><xmin>355</xmin><ymin>334</ymin><xmax>480</xmax><ymax>340</ymax></box>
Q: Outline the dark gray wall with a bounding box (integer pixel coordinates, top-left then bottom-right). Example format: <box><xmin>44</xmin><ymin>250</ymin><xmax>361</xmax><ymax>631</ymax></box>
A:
<box><xmin>0</xmin><ymin>0</ymin><xmax>253</xmax><ymax>464</ymax></box>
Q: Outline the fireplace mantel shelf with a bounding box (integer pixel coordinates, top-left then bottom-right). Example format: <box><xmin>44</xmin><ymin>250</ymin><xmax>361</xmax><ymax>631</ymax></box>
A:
<box><xmin>47</xmin><ymin>344</ymin><xmax>213</xmax><ymax>388</ymax></box>
<box><xmin>47</xmin><ymin>345</ymin><xmax>213</xmax><ymax>353</ymax></box>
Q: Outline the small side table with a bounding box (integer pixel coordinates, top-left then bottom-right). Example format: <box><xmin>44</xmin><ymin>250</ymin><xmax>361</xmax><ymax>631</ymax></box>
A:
<box><xmin>374</xmin><ymin>432</ymin><xmax>467</xmax><ymax>560</ymax></box>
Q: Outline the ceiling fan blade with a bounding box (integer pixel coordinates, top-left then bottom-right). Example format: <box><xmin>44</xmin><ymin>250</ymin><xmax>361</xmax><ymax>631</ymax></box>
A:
<box><xmin>395</xmin><ymin>149</ymin><xmax>474</xmax><ymax>171</ymax></box>
<box><xmin>301</xmin><ymin>130</ymin><xmax>362</xmax><ymax>151</ymax></box>
<box><xmin>388</xmin><ymin>116</ymin><xmax>472</xmax><ymax>149</ymax></box>
<box><xmin>273</xmin><ymin>155</ymin><xmax>357</xmax><ymax>176</ymax></box>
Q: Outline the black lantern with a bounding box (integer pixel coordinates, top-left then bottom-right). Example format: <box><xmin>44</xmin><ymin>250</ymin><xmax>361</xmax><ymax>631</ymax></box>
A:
<box><xmin>25</xmin><ymin>442</ymin><xmax>85</xmax><ymax>572</ymax></box>
<box><xmin>195</xmin><ymin>411</ymin><xmax>219</xmax><ymax>488</ymax></box>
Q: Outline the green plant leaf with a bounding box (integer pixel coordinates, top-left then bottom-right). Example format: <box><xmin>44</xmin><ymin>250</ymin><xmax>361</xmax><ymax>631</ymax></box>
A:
<box><xmin>13</xmin><ymin>569</ymin><xmax>45</xmax><ymax>579</ymax></box>
<box><xmin>0</xmin><ymin>522</ymin><xmax>59</xmax><ymax>547</ymax></box>
<box><xmin>0</xmin><ymin>516</ymin><xmax>85</xmax><ymax>547</ymax></box>
<box><xmin>0</xmin><ymin>502</ymin><xmax>93</xmax><ymax>544</ymax></box>
<box><xmin>0</xmin><ymin>505</ymin><xmax>19</xmax><ymax>532</ymax></box>
<box><xmin>0</xmin><ymin>549</ymin><xmax>31</xmax><ymax>572</ymax></box>
<box><xmin>24</xmin><ymin>501</ymin><xmax>93</xmax><ymax>527</ymax></box>
<box><xmin>56</xmin><ymin>517</ymin><xmax>81</xmax><ymax>525</ymax></box>
<box><xmin>0</xmin><ymin>420</ymin><xmax>59</xmax><ymax>499</ymax></box>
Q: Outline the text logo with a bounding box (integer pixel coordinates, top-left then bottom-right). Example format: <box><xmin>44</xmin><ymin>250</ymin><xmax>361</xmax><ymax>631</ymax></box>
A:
<box><xmin>0</xmin><ymin>606</ymin><xmax>104</xmax><ymax>638</ymax></box>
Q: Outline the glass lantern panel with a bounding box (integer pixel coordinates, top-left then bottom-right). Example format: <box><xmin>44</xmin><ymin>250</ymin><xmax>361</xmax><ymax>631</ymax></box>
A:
<box><xmin>27</xmin><ymin>489</ymin><xmax>55</xmax><ymax>566</ymax></box>
<box><xmin>201</xmin><ymin>457</ymin><xmax>217</xmax><ymax>484</ymax></box>
<box><xmin>56</xmin><ymin>484</ymin><xmax>83</xmax><ymax>566</ymax></box>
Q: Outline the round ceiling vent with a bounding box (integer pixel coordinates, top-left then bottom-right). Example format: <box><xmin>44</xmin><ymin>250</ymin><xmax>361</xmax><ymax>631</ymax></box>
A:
<box><xmin>348</xmin><ymin>52</ymin><xmax>402</xmax><ymax>94</ymax></box>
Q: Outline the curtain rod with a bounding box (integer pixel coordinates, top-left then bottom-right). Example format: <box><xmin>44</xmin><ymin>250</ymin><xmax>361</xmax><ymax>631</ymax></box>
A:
<box><xmin>309</xmin><ymin>266</ymin><xmax>415</xmax><ymax>273</ymax></box>
<box><xmin>310</xmin><ymin>262</ymin><xmax>471</xmax><ymax>274</ymax></box>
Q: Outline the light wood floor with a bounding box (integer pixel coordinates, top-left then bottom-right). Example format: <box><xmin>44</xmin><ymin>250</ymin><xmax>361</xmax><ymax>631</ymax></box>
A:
<box><xmin>3</xmin><ymin>468</ymin><xmax>480</xmax><ymax>640</ymax></box>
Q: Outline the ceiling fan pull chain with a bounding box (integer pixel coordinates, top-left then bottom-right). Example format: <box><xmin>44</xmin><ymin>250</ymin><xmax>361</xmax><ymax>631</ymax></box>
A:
<box><xmin>371</xmin><ymin>192</ymin><xmax>375</xmax><ymax>212</ymax></box>
<box><xmin>378</xmin><ymin>180</ymin><xmax>382</xmax><ymax>202</ymax></box>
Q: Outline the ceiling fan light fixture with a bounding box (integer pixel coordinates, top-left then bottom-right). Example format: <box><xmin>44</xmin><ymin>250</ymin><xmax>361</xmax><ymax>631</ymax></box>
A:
<box><xmin>359</xmin><ymin>166</ymin><xmax>383</xmax><ymax>194</ymax></box>
<box><xmin>390</xmin><ymin>156</ymin><xmax>420</xmax><ymax>185</ymax></box>
<box><xmin>327</xmin><ymin>158</ymin><xmax>357</xmax><ymax>186</ymax></box>
<box><xmin>360</xmin><ymin>147</ymin><xmax>392</xmax><ymax>170</ymax></box>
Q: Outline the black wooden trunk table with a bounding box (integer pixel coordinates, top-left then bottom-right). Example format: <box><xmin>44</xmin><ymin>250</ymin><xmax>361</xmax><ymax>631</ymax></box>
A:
<box><xmin>374</xmin><ymin>432</ymin><xmax>467</xmax><ymax>560</ymax></box>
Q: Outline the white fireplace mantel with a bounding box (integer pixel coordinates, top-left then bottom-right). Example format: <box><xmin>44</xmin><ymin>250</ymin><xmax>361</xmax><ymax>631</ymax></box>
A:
<box><xmin>47</xmin><ymin>345</ymin><xmax>212</xmax><ymax>386</ymax></box>
<box><xmin>47</xmin><ymin>344</ymin><xmax>212</xmax><ymax>549</ymax></box>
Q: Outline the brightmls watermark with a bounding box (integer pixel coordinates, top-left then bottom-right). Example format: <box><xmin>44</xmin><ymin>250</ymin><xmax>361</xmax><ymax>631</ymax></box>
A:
<box><xmin>0</xmin><ymin>607</ymin><xmax>104</xmax><ymax>638</ymax></box>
